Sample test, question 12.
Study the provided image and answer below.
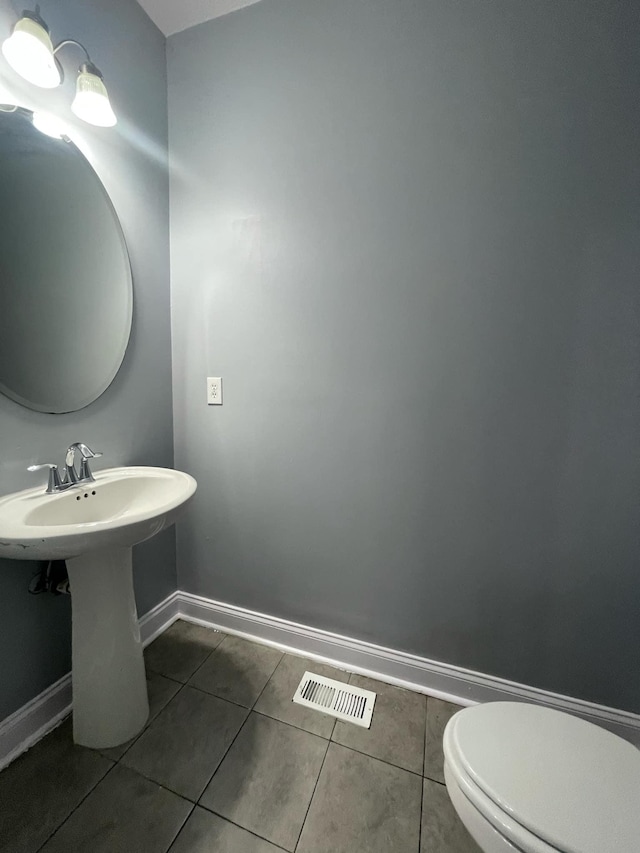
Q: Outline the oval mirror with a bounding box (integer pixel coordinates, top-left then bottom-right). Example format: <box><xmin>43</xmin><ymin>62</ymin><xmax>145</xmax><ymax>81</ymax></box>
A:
<box><xmin>0</xmin><ymin>106</ymin><xmax>132</xmax><ymax>413</ymax></box>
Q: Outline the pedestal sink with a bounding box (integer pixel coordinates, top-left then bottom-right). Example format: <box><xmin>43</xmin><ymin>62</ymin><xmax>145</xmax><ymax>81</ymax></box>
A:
<box><xmin>0</xmin><ymin>466</ymin><xmax>197</xmax><ymax>749</ymax></box>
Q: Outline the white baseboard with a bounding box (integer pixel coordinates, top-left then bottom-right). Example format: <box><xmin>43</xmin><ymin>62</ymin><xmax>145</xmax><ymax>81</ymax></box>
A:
<box><xmin>177</xmin><ymin>592</ymin><xmax>640</xmax><ymax>747</ymax></box>
<box><xmin>2</xmin><ymin>589</ymin><xmax>639</xmax><ymax>771</ymax></box>
<box><xmin>139</xmin><ymin>590</ymin><xmax>181</xmax><ymax>645</ymax></box>
<box><xmin>0</xmin><ymin>674</ymin><xmax>72</xmax><ymax>772</ymax></box>
<box><xmin>0</xmin><ymin>591</ymin><xmax>181</xmax><ymax>771</ymax></box>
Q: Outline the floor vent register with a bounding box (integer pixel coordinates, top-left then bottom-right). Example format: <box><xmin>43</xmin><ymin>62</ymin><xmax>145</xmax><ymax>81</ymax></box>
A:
<box><xmin>293</xmin><ymin>672</ymin><xmax>376</xmax><ymax>728</ymax></box>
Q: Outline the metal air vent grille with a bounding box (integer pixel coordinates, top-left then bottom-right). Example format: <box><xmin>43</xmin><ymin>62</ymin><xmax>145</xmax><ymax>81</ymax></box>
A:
<box><xmin>293</xmin><ymin>671</ymin><xmax>376</xmax><ymax>728</ymax></box>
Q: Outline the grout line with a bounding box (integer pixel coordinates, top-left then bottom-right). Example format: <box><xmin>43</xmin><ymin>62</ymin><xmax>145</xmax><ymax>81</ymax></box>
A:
<box><xmin>54</xmin><ymin>763</ymin><xmax>207</xmax><ymax>853</ymax></box>
<box><xmin>193</xmin><ymin>708</ymin><xmax>255</xmax><ymax>806</ymax></box>
<box><xmin>196</xmin><ymin>805</ymin><xmax>291</xmax><ymax>852</ymax></box>
<box><xmin>182</xmin><ymin>633</ymin><xmax>283</xmax><ymax>709</ymax></box>
<box><xmin>113</xmin><ymin>683</ymin><xmax>249</xmax><ymax>804</ymax></box>
<box><xmin>144</xmin><ymin>667</ymin><xmax>190</xmax><ymax>686</ymax></box>
<box><xmin>419</xmin><ymin>696</ymin><xmax>427</xmax><ymax>851</ymax></box>
<box><xmin>251</xmin><ymin>708</ymin><xmax>333</xmax><ymax>742</ymax></box>
<box><xmin>114</xmin><ymin>759</ymin><xmax>199</xmax><ymax>804</ymax></box>
<box><xmin>327</xmin><ymin>739</ymin><xmax>424</xmax><ymax>778</ymax></box>
<box><xmin>150</xmin><ymin>621</ymin><xmax>230</xmax><ymax>687</ymax></box>
<box><xmin>423</xmin><ymin>697</ymin><xmax>428</xmax><ymax>778</ymax></box>
<box><xmin>29</xmin><ymin>679</ymin><xmax>197</xmax><ymax>852</ymax></box>
<box><xmin>293</xmin><ymin>736</ymin><xmax>331</xmax><ymax>851</ymax></box>
<box><xmin>181</xmin><ymin>643</ymin><xmax>284</xmax><ymax>713</ymax></box>
<box><xmin>180</xmin><ymin>636</ymin><xmax>228</xmax><ymax>683</ymax></box>
<box><xmin>34</xmin><ymin>758</ymin><xmax>118</xmax><ymax>853</ymax></box>
<box><xmin>245</xmin><ymin>708</ymin><xmax>338</xmax><ymax>741</ymax></box>
<box><xmin>418</xmin><ymin>763</ymin><xmax>424</xmax><ymax>850</ymax></box>
<box><xmin>112</xmin><ymin>681</ymin><xmax>189</xmax><ymax>763</ymax></box>
<box><xmin>165</xmin><ymin>802</ymin><xmax>196</xmax><ymax>853</ymax></box>
<box><xmin>250</xmin><ymin>650</ymin><xmax>286</xmax><ymax>712</ymax></box>
<box><xmin>185</xmin><ymin>681</ymin><xmax>254</xmax><ymax>712</ymax></box>
<box><xmin>178</xmin><ymin>696</ymin><xmax>426</xmax><ymax>779</ymax></box>
<box><xmin>150</xmin><ymin>672</ymin><xmax>186</xmax><ymax>687</ymax></box>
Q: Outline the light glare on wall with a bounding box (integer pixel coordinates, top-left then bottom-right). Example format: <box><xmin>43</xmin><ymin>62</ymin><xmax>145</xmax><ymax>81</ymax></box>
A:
<box><xmin>1</xmin><ymin>7</ymin><xmax>117</xmax><ymax>128</ymax></box>
<box><xmin>31</xmin><ymin>109</ymin><xmax>66</xmax><ymax>138</ymax></box>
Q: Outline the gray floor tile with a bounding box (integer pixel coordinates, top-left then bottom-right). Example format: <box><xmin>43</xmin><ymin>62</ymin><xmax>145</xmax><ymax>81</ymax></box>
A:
<box><xmin>0</xmin><ymin>719</ymin><xmax>112</xmax><ymax>853</ymax></box>
<box><xmin>332</xmin><ymin>674</ymin><xmax>426</xmax><ymax>773</ymax></box>
<box><xmin>424</xmin><ymin>698</ymin><xmax>462</xmax><ymax>783</ymax></box>
<box><xmin>254</xmin><ymin>654</ymin><xmax>349</xmax><ymax>737</ymax></box>
<box><xmin>122</xmin><ymin>685</ymin><xmax>248</xmax><ymax>801</ymax></box>
<box><xmin>169</xmin><ymin>807</ymin><xmax>283</xmax><ymax>853</ymax></box>
<box><xmin>421</xmin><ymin>778</ymin><xmax>481</xmax><ymax>852</ymax></box>
<box><xmin>145</xmin><ymin>620</ymin><xmax>226</xmax><ymax>682</ymax></box>
<box><xmin>200</xmin><ymin>713</ymin><xmax>327</xmax><ymax>851</ymax></box>
<box><xmin>189</xmin><ymin>635</ymin><xmax>283</xmax><ymax>708</ymax></box>
<box><xmin>297</xmin><ymin>742</ymin><xmax>422</xmax><ymax>853</ymax></box>
<box><xmin>100</xmin><ymin>671</ymin><xmax>182</xmax><ymax>760</ymax></box>
<box><xmin>40</xmin><ymin>764</ymin><xmax>192</xmax><ymax>853</ymax></box>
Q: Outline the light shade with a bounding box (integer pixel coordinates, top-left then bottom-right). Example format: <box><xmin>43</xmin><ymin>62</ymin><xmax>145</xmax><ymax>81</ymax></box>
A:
<box><xmin>1</xmin><ymin>14</ymin><xmax>61</xmax><ymax>88</ymax></box>
<box><xmin>71</xmin><ymin>63</ymin><xmax>116</xmax><ymax>127</ymax></box>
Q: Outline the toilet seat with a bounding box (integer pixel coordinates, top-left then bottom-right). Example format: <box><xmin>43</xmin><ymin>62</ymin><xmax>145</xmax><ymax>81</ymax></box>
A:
<box><xmin>444</xmin><ymin>702</ymin><xmax>640</xmax><ymax>853</ymax></box>
<box><xmin>445</xmin><ymin>732</ymin><xmax>562</xmax><ymax>853</ymax></box>
<box><xmin>445</xmin><ymin>758</ymin><xmax>557</xmax><ymax>852</ymax></box>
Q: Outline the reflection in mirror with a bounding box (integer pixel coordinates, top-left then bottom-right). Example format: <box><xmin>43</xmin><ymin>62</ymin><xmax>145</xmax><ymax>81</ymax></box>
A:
<box><xmin>0</xmin><ymin>105</ymin><xmax>132</xmax><ymax>413</ymax></box>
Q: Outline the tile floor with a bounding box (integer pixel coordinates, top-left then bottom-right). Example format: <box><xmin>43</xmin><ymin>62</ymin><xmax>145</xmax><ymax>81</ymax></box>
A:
<box><xmin>0</xmin><ymin>620</ymin><xmax>480</xmax><ymax>853</ymax></box>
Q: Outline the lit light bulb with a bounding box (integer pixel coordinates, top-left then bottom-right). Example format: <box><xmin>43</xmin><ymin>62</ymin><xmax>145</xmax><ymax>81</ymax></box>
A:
<box><xmin>1</xmin><ymin>14</ymin><xmax>61</xmax><ymax>88</ymax></box>
<box><xmin>71</xmin><ymin>63</ymin><xmax>117</xmax><ymax>127</ymax></box>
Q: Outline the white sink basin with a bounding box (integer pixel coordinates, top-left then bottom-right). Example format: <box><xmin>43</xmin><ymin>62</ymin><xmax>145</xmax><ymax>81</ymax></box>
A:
<box><xmin>0</xmin><ymin>465</ymin><xmax>196</xmax><ymax>750</ymax></box>
<box><xmin>0</xmin><ymin>466</ymin><xmax>196</xmax><ymax>560</ymax></box>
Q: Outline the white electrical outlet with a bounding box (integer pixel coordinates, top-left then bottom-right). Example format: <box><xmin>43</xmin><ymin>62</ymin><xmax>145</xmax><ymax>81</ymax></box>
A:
<box><xmin>207</xmin><ymin>376</ymin><xmax>222</xmax><ymax>405</ymax></box>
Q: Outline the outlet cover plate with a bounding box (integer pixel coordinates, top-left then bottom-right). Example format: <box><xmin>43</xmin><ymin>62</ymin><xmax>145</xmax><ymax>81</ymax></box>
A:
<box><xmin>207</xmin><ymin>376</ymin><xmax>222</xmax><ymax>405</ymax></box>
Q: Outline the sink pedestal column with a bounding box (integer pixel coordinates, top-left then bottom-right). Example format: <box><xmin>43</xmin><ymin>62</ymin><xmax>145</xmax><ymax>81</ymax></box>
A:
<box><xmin>66</xmin><ymin>546</ymin><xmax>149</xmax><ymax>749</ymax></box>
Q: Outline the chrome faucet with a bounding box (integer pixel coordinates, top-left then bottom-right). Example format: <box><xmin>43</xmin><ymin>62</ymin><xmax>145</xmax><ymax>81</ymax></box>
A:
<box><xmin>28</xmin><ymin>443</ymin><xmax>103</xmax><ymax>494</ymax></box>
<box><xmin>65</xmin><ymin>442</ymin><xmax>102</xmax><ymax>485</ymax></box>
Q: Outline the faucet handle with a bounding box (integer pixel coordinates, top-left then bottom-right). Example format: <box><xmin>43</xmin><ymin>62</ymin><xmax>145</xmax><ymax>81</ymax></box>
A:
<box><xmin>28</xmin><ymin>463</ymin><xmax>63</xmax><ymax>494</ymax></box>
<box><xmin>78</xmin><ymin>444</ymin><xmax>102</xmax><ymax>460</ymax></box>
<box><xmin>65</xmin><ymin>442</ymin><xmax>102</xmax><ymax>467</ymax></box>
<box><xmin>65</xmin><ymin>443</ymin><xmax>103</xmax><ymax>483</ymax></box>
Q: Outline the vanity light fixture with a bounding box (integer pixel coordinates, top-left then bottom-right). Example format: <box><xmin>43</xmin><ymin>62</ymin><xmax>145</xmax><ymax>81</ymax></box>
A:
<box><xmin>1</xmin><ymin>7</ymin><xmax>117</xmax><ymax>127</ymax></box>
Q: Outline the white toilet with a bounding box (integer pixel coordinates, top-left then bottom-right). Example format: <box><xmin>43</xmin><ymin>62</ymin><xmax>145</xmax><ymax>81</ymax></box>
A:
<box><xmin>443</xmin><ymin>701</ymin><xmax>640</xmax><ymax>853</ymax></box>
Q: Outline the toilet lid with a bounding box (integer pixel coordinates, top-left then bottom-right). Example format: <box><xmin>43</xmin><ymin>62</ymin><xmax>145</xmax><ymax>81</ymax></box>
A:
<box><xmin>449</xmin><ymin>702</ymin><xmax>640</xmax><ymax>853</ymax></box>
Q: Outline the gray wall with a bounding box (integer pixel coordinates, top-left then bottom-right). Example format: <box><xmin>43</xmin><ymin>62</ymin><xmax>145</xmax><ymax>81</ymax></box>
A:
<box><xmin>0</xmin><ymin>0</ymin><xmax>174</xmax><ymax>720</ymax></box>
<box><xmin>169</xmin><ymin>0</ymin><xmax>640</xmax><ymax>713</ymax></box>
